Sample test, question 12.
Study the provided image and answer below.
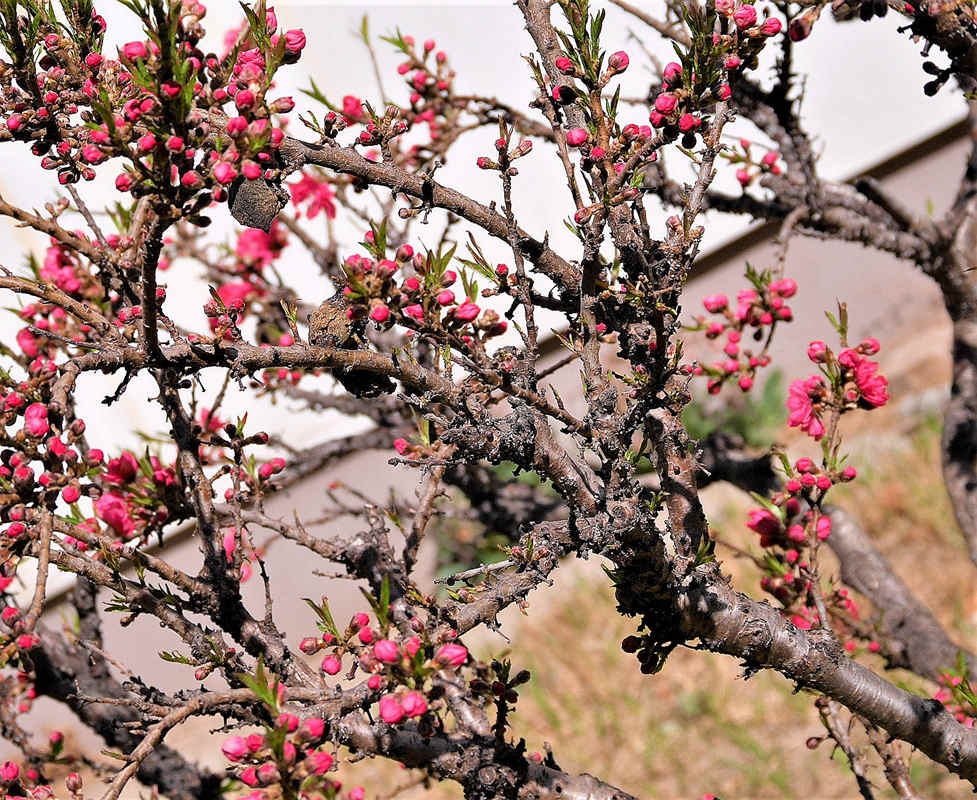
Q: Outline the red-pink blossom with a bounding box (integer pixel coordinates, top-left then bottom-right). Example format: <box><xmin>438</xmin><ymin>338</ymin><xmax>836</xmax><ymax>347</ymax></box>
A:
<box><xmin>746</xmin><ymin>508</ymin><xmax>780</xmax><ymax>537</ymax></box>
<box><xmin>308</xmin><ymin>750</ymin><xmax>333</xmax><ymax>774</ymax></box>
<box><xmin>23</xmin><ymin>403</ymin><xmax>49</xmax><ymax>437</ymax></box>
<box><xmin>121</xmin><ymin>41</ymin><xmax>147</xmax><ymax>60</ymax></box>
<box><xmin>321</xmin><ymin>655</ymin><xmax>341</xmax><ymax>675</ymax></box>
<box><xmin>373</xmin><ymin>639</ymin><xmax>400</xmax><ymax>663</ymax></box>
<box><xmin>787</xmin><ymin>375</ymin><xmax>825</xmax><ymax>440</ymax></box>
<box><xmin>105</xmin><ymin>451</ymin><xmax>138</xmax><ymax>484</ymax></box>
<box><xmin>401</xmin><ymin>691</ymin><xmax>428</xmax><ymax>717</ymax></box>
<box><xmin>434</xmin><ymin>643</ymin><xmax>468</xmax><ymax>668</ymax></box>
<box><xmin>566</xmin><ymin>128</ymin><xmax>588</xmax><ymax>146</ymax></box>
<box><xmin>289</xmin><ymin>173</ymin><xmax>337</xmax><ymax>219</ymax></box>
<box><xmin>96</xmin><ymin>493</ymin><xmax>135</xmax><ymax>537</ymax></box>
<box><xmin>854</xmin><ymin>359</ymin><xmax>889</xmax><ymax>407</ymax></box>
<box><xmin>733</xmin><ymin>4</ymin><xmax>758</xmax><ymax>28</ymax></box>
<box><xmin>654</xmin><ymin>93</ymin><xmax>677</xmax><ymax>114</ymax></box>
<box><xmin>378</xmin><ymin>695</ymin><xmax>405</xmax><ymax>723</ymax></box>
<box><xmin>221</xmin><ymin>736</ymin><xmax>248</xmax><ymax>762</ymax></box>
<box><xmin>454</xmin><ymin>301</ymin><xmax>480</xmax><ymax>322</ymax></box>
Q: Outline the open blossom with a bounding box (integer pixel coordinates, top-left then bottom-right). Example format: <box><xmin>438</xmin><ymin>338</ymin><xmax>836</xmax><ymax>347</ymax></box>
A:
<box><xmin>787</xmin><ymin>375</ymin><xmax>824</xmax><ymax>441</ymax></box>
<box><xmin>105</xmin><ymin>451</ymin><xmax>139</xmax><ymax>484</ymax></box>
<box><xmin>854</xmin><ymin>359</ymin><xmax>889</xmax><ymax>407</ymax></box>
<box><xmin>96</xmin><ymin>493</ymin><xmax>135</xmax><ymax>537</ymax></box>
<box><xmin>787</xmin><ymin>375</ymin><xmax>826</xmax><ymax>440</ymax></box>
<box><xmin>290</xmin><ymin>172</ymin><xmax>337</xmax><ymax>219</ymax></box>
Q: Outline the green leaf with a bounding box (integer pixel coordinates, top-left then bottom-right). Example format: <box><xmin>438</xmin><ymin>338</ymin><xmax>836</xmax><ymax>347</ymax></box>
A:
<box><xmin>303</xmin><ymin>597</ymin><xmax>339</xmax><ymax>638</ymax></box>
<box><xmin>234</xmin><ymin>656</ymin><xmax>280</xmax><ymax>713</ymax></box>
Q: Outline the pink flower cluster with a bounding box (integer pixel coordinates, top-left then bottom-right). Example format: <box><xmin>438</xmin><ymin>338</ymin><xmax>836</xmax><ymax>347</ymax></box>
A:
<box><xmin>693</xmin><ymin>274</ymin><xmax>797</xmax><ymax>393</ymax></box>
<box><xmin>221</xmin><ymin>712</ymin><xmax>352</xmax><ymax>797</ymax></box>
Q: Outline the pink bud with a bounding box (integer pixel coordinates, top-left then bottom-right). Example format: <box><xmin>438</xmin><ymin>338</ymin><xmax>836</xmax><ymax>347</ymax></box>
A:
<box><xmin>608</xmin><ymin>51</ymin><xmax>629</xmax><ymax>72</ymax></box>
<box><xmin>378</xmin><ymin>695</ymin><xmax>404</xmax><ymax>724</ymax></box>
<box><xmin>434</xmin><ymin>643</ymin><xmax>468</xmax><ymax>668</ymax></box>
<box><xmin>301</xmin><ymin>717</ymin><xmax>325</xmax><ymax>740</ymax></box>
<box><xmin>733</xmin><ymin>4</ymin><xmax>758</xmax><ymax>28</ymax></box>
<box><xmin>137</xmin><ymin>134</ymin><xmax>156</xmax><ymax>152</ymax></box>
<box><xmin>663</xmin><ymin>62</ymin><xmax>682</xmax><ymax>83</ymax></box>
<box><xmin>654</xmin><ymin>93</ymin><xmax>677</xmax><ymax>115</ymax></box>
<box><xmin>454</xmin><ymin>301</ymin><xmax>480</xmax><ymax>322</ymax></box>
<box><xmin>221</xmin><ymin>736</ymin><xmax>248</xmax><ymax>762</ymax></box>
<box><xmin>321</xmin><ymin>655</ymin><xmax>342</xmax><ymax>675</ymax></box>
<box><xmin>566</xmin><ymin>128</ymin><xmax>588</xmax><ymax>147</ymax></box>
<box><xmin>373</xmin><ymin>639</ymin><xmax>400</xmax><ymax>663</ymax></box>
<box><xmin>703</xmin><ymin>294</ymin><xmax>728</xmax><ymax>313</ymax></box>
<box><xmin>400</xmin><ymin>691</ymin><xmax>428</xmax><ymax>717</ymax></box>
<box><xmin>121</xmin><ymin>41</ymin><xmax>148</xmax><ymax>60</ymax></box>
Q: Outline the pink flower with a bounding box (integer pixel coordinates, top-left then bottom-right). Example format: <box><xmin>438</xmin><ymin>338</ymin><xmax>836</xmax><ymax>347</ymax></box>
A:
<box><xmin>787</xmin><ymin>375</ymin><xmax>825</xmax><ymax>440</ymax></box>
<box><xmin>393</xmin><ymin>438</ymin><xmax>409</xmax><ymax>455</ymax></box>
<box><xmin>321</xmin><ymin>655</ymin><xmax>341</xmax><ymax>675</ymax></box>
<box><xmin>654</xmin><ymin>93</ymin><xmax>677</xmax><ymax>114</ymax></box>
<box><xmin>284</xmin><ymin>29</ymin><xmax>307</xmax><ymax>56</ymax></box>
<box><xmin>370</xmin><ymin>304</ymin><xmax>390</xmax><ymax>323</ymax></box>
<box><xmin>221</xmin><ymin>736</ymin><xmax>248</xmax><ymax>762</ymax></box>
<box><xmin>301</xmin><ymin>717</ymin><xmax>325</xmax><ymax>740</ymax></box>
<box><xmin>16</xmin><ymin>328</ymin><xmax>38</xmax><ymax>357</ymax></box>
<box><xmin>403</xmin><ymin>304</ymin><xmax>424</xmax><ymax>321</ymax></box>
<box><xmin>105</xmin><ymin>451</ymin><xmax>138</xmax><ymax>484</ymax></box>
<box><xmin>404</xmin><ymin>636</ymin><xmax>421</xmax><ymax>657</ymax></box>
<box><xmin>746</xmin><ymin>508</ymin><xmax>780</xmax><ymax>537</ymax></box>
<box><xmin>213</xmin><ymin>163</ymin><xmax>237</xmax><ymax>185</ymax></box>
<box><xmin>308</xmin><ymin>750</ymin><xmax>333</xmax><ymax>775</ymax></box>
<box><xmin>733</xmin><ymin>4</ymin><xmax>758</xmax><ymax>28</ymax></box>
<box><xmin>859</xmin><ymin>337</ymin><xmax>881</xmax><ymax>355</ymax></box>
<box><xmin>807</xmin><ymin>341</ymin><xmax>827</xmax><ymax>362</ymax></box>
<box><xmin>342</xmin><ymin>95</ymin><xmax>363</xmax><ymax>121</ymax></box>
<box><xmin>96</xmin><ymin>493</ymin><xmax>135</xmax><ymax>536</ymax></box>
<box><xmin>454</xmin><ymin>301</ymin><xmax>480</xmax><ymax>322</ymax></box>
<box><xmin>0</xmin><ymin>761</ymin><xmax>18</xmax><ymax>781</ymax></box>
<box><xmin>350</xmin><ymin>787</ymin><xmax>366</xmax><ymax>800</ymax></box>
<box><xmin>608</xmin><ymin>51</ymin><xmax>629</xmax><ymax>72</ymax></box>
<box><xmin>240</xmin><ymin>768</ymin><xmax>258</xmax><ymax>787</ymax></box>
<box><xmin>218</xmin><ymin>282</ymin><xmax>255</xmax><ymax>310</ymax></box>
<box><xmin>353</xmin><ymin>612</ymin><xmax>370</xmax><ymax>628</ymax></box>
<box><xmin>434</xmin><ymin>643</ymin><xmax>468</xmax><ymax>668</ymax></box>
<box><xmin>378</xmin><ymin>695</ymin><xmax>404</xmax><ymax>723</ymax></box>
<box><xmin>289</xmin><ymin>173</ymin><xmax>337</xmax><ymax>219</ymax></box>
<box><xmin>121</xmin><ymin>41</ymin><xmax>147</xmax><ymax>60</ymax></box>
<box><xmin>816</xmin><ymin>515</ymin><xmax>832</xmax><ymax>540</ymax></box>
<box><xmin>227</xmin><ymin>116</ymin><xmax>248</xmax><ymax>136</ymax></box>
<box><xmin>23</xmin><ymin>403</ymin><xmax>49</xmax><ymax>437</ymax></box>
<box><xmin>401</xmin><ymin>691</ymin><xmax>428</xmax><ymax>717</ymax></box>
<box><xmin>663</xmin><ymin>62</ymin><xmax>682</xmax><ymax>83</ymax></box>
<box><xmin>566</xmin><ymin>128</ymin><xmax>588</xmax><ymax>146</ymax></box>
<box><xmin>854</xmin><ymin>359</ymin><xmax>889</xmax><ymax>407</ymax></box>
<box><xmin>761</xmin><ymin>17</ymin><xmax>782</xmax><ymax>35</ymax></box>
<box><xmin>358</xmin><ymin>626</ymin><xmax>374</xmax><ymax>644</ymax></box>
<box><xmin>62</xmin><ymin>485</ymin><xmax>80</xmax><ymax>504</ymax></box>
<box><xmin>373</xmin><ymin>640</ymin><xmax>400</xmax><ymax>663</ymax></box>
